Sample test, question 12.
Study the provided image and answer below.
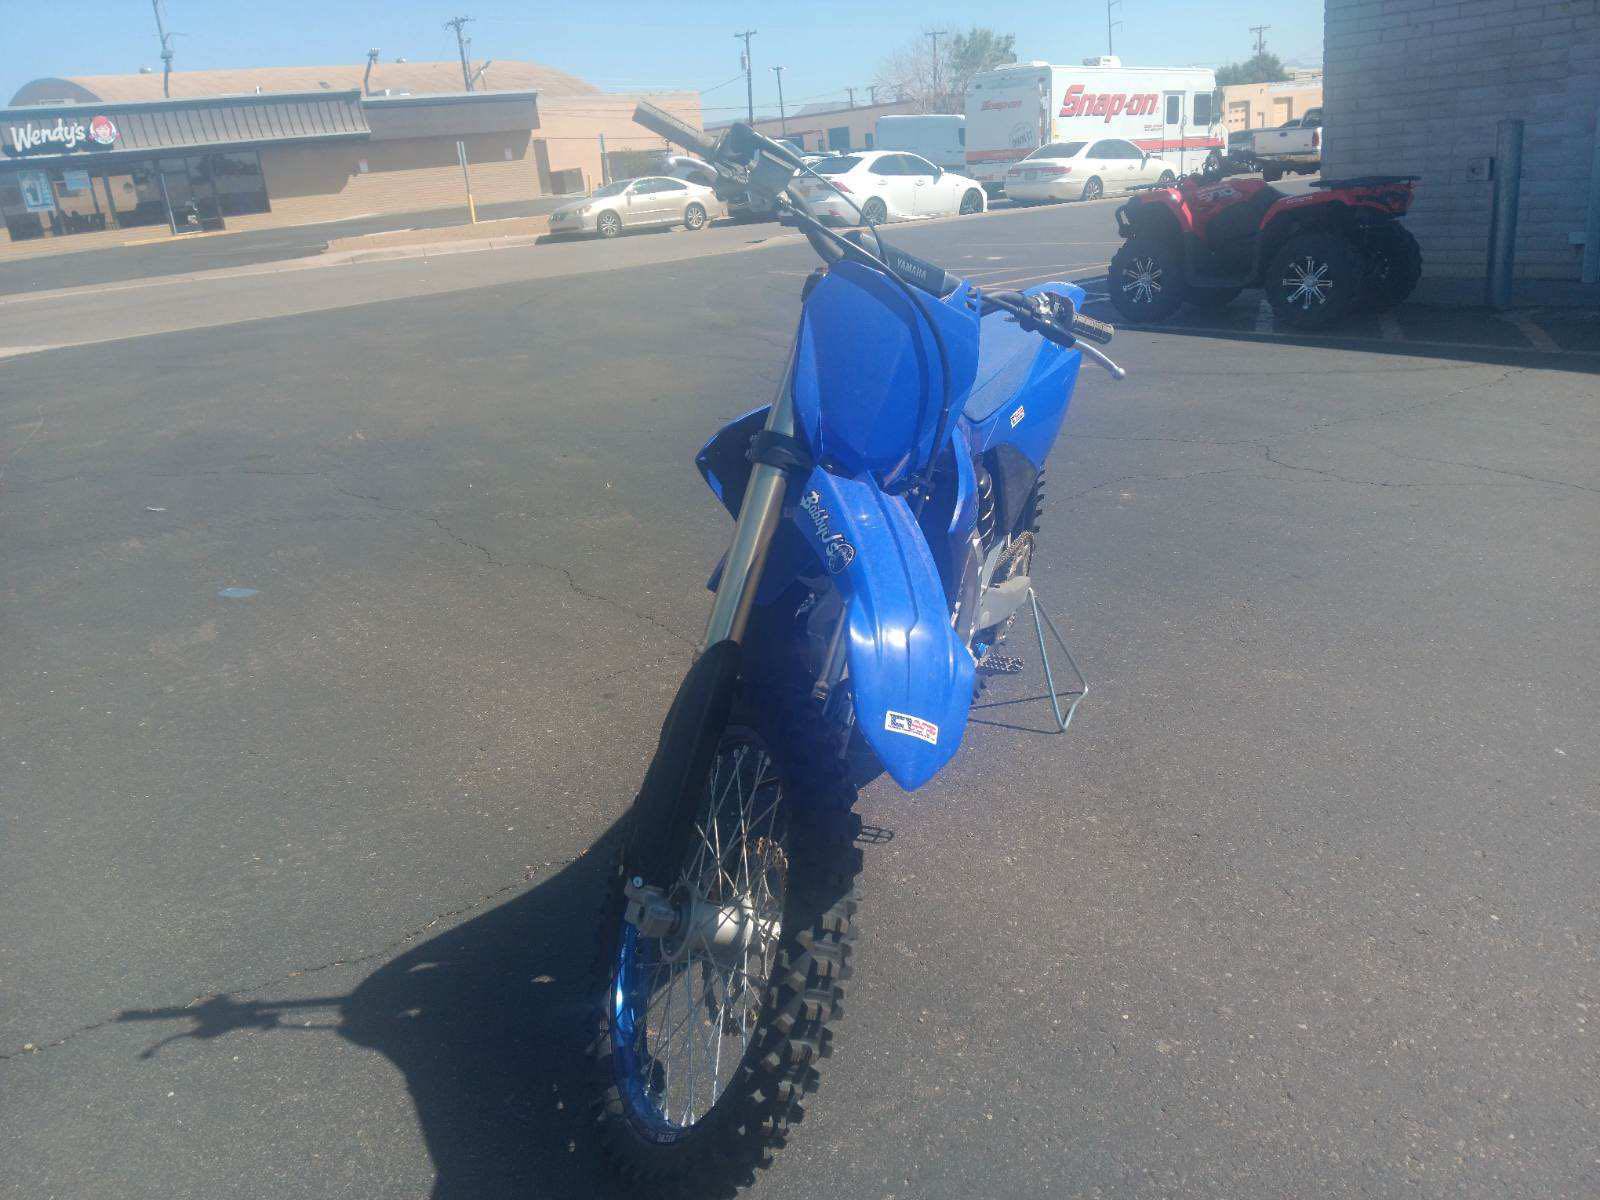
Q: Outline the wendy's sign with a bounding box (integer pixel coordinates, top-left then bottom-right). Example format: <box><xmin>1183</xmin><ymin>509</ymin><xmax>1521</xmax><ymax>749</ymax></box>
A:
<box><xmin>4</xmin><ymin>114</ymin><xmax>119</xmax><ymax>156</ymax></box>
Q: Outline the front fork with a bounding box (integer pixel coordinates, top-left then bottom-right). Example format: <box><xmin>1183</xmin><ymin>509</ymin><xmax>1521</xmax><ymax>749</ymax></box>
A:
<box><xmin>702</xmin><ymin>346</ymin><xmax>800</xmax><ymax>650</ymax></box>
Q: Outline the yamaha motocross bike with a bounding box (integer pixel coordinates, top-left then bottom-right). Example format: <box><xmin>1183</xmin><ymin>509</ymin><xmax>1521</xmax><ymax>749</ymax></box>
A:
<box><xmin>591</xmin><ymin>104</ymin><xmax>1125</xmax><ymax>1195</ymax></box>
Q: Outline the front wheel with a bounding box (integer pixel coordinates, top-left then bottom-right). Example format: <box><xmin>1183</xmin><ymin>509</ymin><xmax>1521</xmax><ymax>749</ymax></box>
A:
<box><xmin>1157</xmin><ymin>171</ymin><xmax>1177</xmax><ymax>187</ymax></box>
<box><xmin>959</xmin><ymin>188</ymin><xmax>984</xmax><ymax>215</ymax></box>
<box><xmin>1080</xmin><ymin>176</ymin><xmax>1104</xmax><ymax>202</ymax></box>
<box><xmin>859</xmin><ymin>197</ymin><xmax>888</xmax><ymax>226</ymax></box>
<box><xmin>683</xmin><ymin>202</ymin><xmax>708</xmax><ymax>231</ymax></box>
<box><xmin>1266</xmin><ymin>232</ymin><xmax>1362</xmax><ymax>329</ymax></box>
<box><xmin>597</xmin><ymin>210</ymin><xmax>623</xmax><ymax>239</ymax></box>
<box><xmin>593</xmin><ymin>670</ymin><xmax>860</xmax><ymax>1193</ymax></box>
<box><xmin>1109</xmin><ymin>235</ymin><xmax>1186</xmax><ymax>322</ymax></box>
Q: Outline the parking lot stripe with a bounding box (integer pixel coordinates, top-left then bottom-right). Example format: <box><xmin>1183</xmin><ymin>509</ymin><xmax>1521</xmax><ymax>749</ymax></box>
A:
<box><xmin>1499</xmin><ymin>312</ymin><xmax>1561</xmax><ymax>353</ymax></box>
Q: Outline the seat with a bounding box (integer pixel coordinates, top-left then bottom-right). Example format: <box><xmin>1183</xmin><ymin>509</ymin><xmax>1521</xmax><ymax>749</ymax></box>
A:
<box><xmin>964</xmin><ymin>307</ymin><xmax>1043</xmax><ymax>422</ymax></box>
<box><xmin>1203</xmin><ymin>184</ymin><xmax>1285</xmax><ymax>252</ymax></box>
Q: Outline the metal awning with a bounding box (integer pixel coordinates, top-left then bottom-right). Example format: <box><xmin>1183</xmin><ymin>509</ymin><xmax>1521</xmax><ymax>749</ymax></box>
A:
<box><xmin>1</xmin><ymin>91</ymin><xmax>370</xmax><ymax>161</ymax></box>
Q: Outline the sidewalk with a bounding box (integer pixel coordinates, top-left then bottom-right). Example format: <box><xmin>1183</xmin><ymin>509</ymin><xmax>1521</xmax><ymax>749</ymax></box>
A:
<box><xmin>1411</xmin><ymin>275</ymin><xmax>1600</xmax><ymax>311</ymax></box>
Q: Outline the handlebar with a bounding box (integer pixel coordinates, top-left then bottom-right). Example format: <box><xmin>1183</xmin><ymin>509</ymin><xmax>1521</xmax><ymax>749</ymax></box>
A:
<box><xmin>631</xmin><ymin>101</ymin><xmax>1123</xmax><ymax>378</ymax></box>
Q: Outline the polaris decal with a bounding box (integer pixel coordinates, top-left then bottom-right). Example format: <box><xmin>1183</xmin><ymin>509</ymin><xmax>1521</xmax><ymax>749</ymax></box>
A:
<box><xmin>884</xmin><ymin>710</ymin><xmax>939</xmax><ymax>745</ymax></box>
<box><xmin>799</xmin><ymin>489</ymin><xmax>857</xmax><ymax>574</ymax></box>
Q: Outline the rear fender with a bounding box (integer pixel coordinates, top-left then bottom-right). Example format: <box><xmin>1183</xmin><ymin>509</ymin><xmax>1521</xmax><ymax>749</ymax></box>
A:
<box><xmin>791</xmin><ymin>466</ymin><xmax>973</xmax><ymax>791</ymax></box>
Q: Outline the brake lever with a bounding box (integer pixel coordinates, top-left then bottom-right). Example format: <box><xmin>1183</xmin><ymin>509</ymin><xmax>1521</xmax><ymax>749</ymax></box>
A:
<box><xmin>1074</xmin><ymin>340</ymin><xmax>1126</xmax><ymax>380</ymax></box>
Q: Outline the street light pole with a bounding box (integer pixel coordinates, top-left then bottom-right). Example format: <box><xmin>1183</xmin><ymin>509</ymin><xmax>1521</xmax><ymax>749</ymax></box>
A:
<box><xmin>151</xmin><ymin>0</ymin><xmax>176</xmax><ymax>97</ymax></box>
<box><xmin>1107</xmin><ymin>0</ymin><xmax>1123</xmax><ymax>56</ymax></box>
<box><xmin>734</xmin><ymin>30</ymin><xmax>757</xmax><ymax>124</ymax></box>
<box><xmin>772</xmin><ymin>65</ymin><xmax>788</xmax><ymax>137</ymax></box>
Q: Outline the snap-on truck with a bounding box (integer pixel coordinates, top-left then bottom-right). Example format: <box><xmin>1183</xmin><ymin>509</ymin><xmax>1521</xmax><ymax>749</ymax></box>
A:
<box><xmin>965</xmin><ymin>57</ymin><xmax>1225</xmax><ymax>196</ymax></box>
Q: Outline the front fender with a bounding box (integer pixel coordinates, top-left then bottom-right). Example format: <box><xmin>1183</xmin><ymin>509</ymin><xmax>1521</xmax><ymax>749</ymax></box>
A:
<box><xmin>792</xmin><ymin>467</ymin><xmax>973</xmax><ymax>791</ymax></box>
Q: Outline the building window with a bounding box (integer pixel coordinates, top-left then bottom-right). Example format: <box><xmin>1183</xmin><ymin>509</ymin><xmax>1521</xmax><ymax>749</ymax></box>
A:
<box><xmin>198</xmin><ymin>151</ymin><xmax>270</xmax><ymax>216</ymax></box>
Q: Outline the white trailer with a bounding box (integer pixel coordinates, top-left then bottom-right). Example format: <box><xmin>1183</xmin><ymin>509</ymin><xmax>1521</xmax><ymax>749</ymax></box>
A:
<box><xmin>965</xmin><ymin>58</ymin><xmax>1224</xmax><ymax>193</ymax></box>
<box><xmin>874</xmin><ymin>114</ymin><xmax>967</xmax><ymax>172</ymax></box>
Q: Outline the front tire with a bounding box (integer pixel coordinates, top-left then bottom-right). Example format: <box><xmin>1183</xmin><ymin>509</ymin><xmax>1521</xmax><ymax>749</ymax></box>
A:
<box><xmin>1109</xmin><ymin>235</ymin><xmax>1186</xmax><ymax>322</ymax></box>
<box><xmin>959</xmin><ymin>188</ymin><xmax>984</xmax><ymax>215</ymax></box>
<box><xmin>859</xmin><ymin>197</ymin><xmax>887</xmax><ymax>226</ymax></box>
<box><xmin>1266</xmin><ymin>232</ymin><xmax>1362</xmax><ymax>329</ymax></box>
<box><xmin>684</xmin><ymin>202</ymin><xmax>708</xmax><ymax>231</ymax></box>
<box><xmin>1081</xmin><ymin>176</ymin><xmax>1104</xmax><ymax>202</ymax></box>
<box><xmin>1157</xmin><ymin>171</ymin><xmax>1177</xmax><ymax>187</ymax></box>
<box><xmin>597</xmin><ymin>210</ymin><xmax>623</xmax><ymax>239</ymax></box>
<box><xmin>593</xmin><ymin>669</ymin><xmax>860</xmax><ymax>1195</ymax></box>
<box><xmin>1359</xmin><ymin>224</ymin><xmax>1422</xmax><ymax>311</ymax></box>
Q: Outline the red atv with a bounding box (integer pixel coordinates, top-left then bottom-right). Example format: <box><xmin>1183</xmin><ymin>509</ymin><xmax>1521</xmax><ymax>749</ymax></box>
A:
<box><xmin>1107</xmin><ymin>173</ymin><xmax>1422</xmax><ymax>330</ymax></box>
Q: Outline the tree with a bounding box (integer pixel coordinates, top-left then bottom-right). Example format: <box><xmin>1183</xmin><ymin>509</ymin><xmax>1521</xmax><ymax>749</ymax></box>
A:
<box><xmin>1215</xmin><ymin>52</ymin><xmax>1292</xmax><ymax>86</ymax></box>
<box><xmin>875</xmin><ymin>25</ymin><xmax>1016</xmax><ymax>113</ymax></box>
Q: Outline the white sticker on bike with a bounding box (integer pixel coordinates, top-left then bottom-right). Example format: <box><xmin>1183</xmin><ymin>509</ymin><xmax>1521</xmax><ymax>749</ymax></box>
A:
<box><xmin>884</xmin><ymin>710</ymin><xmax>939</xmax><ymax>745</ymax></box>
<box><xmin>1010</xmin><ymin>405</ymin><xmax>1025</xmax><ymax>428</ymax></box>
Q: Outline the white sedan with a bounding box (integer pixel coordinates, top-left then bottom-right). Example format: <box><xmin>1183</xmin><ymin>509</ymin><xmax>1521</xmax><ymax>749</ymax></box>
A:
<box><xmin>1004</xmin><ymin>138</ymin><xmax>1176</xmax><ymax>203</ymax></box>
<box><xmin>545</xmin><ymin>176</ymin><xmax>726</xmax><ymax>239</ymax></box>
<box><xmin>789</xmin><ymin>151</ymin><xmax>988</xmax><ymax>226</ymax></box>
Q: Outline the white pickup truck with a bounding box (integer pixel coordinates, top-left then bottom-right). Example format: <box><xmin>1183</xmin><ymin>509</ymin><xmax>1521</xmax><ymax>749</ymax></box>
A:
<box><xmin>1250</xmin><ymin>107</ymin><xmax>1322</xmax><ymax>180</ymax></box>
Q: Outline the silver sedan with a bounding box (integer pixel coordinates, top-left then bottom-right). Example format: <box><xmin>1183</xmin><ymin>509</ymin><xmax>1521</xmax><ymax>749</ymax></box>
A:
<box><xmin>545</xmin><ymin>176</ymin><xmax>727</xmax><ymax>239</ymax></box>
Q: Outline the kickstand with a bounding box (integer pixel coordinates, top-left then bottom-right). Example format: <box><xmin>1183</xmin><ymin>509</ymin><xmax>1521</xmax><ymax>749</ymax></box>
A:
<box><xmin>1027</xmin><ymin>587</ymin><xmax>1089</xmax><ymax>733</ymax></box>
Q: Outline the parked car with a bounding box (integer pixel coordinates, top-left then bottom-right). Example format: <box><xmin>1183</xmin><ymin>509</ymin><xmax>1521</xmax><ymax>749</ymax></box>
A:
<box><xmin>545</xmin><ymin>176</ymin><xmax>725</xmax><ymax>239</ymax></box>
<box><xmin>788</xmin><ymin>150</ymin><xmax>987</xmax><ymax>225</ymax></box>
<box><xmin>1250</xmin><ymin>108</ymin><xmax>1323</xmax><ymax>180</ymax></box>
<box><xmin>1004</xmin><ymin>138</ymin><xmax>1176</xmax><ymax>203</ymax></box>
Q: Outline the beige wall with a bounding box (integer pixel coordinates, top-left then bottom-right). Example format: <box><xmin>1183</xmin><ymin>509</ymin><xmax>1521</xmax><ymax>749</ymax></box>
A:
<box><xmin>1220</xmin><ymin>80</ymin><xmax>1323</xmax><ymax>131</ymax></box>
<box><xmin>537</xmin><ymin>91</ymin><xmax>702</xmax><ymax>193</ymax></box>
<box><xmin>714</xmin><ymin>101</ymin><xmax>918</xmax><ymax>153</ymax></box>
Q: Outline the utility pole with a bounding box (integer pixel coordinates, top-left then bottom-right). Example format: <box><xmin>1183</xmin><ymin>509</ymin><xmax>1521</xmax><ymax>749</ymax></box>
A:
<box><xmin>151</xmin><ymin>0</ymin><xmax>176</xmax><ymax>97</ymax></box>
<box><xmin>846</xmin><ymin>86</ymin><xmax>857</xmax><ymax>108</ymax></box>
<box><xmin>445</xmin><ymin>16</ymin><xmax>474</xmax><ymax>91</ymax></box>
<box><xmin>734</xmin><ymin>30</ymin><xmax>757</xmax><ymax>124</ymax></box>
<box><xmin>1107</xmin><ymin>0</ymin><xmax>1123</xmax><ymax>56</ymax></box>
<box><xmin>364</xmin><ymin>48</ymin><xmax>380</xmax><ymax>96</ymax></box>
<box><xmin>772</xmin><ymin>65</ymin><xmax>788</xmax><ymax>137</ymax></box>
<box><xmin>868</xmin><ymin>84</ymin><xmax>879</xmax><ymax>105</ymax></box>
<box><xmin>1250</xmin><ymin>24</ymin><xmax>1270</xmax><ymax>55</ymax></box>
<box><xmin>927</xmin><ymin>29</ymin><xmax>947</xmax><ymax>108</ymax></box>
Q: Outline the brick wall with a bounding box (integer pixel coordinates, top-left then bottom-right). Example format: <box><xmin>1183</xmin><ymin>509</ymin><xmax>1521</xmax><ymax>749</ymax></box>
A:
<box><xmin>1324</xmin><ymin>0</ymin><xmax>1600</xmax><ymax>279</ymax></box>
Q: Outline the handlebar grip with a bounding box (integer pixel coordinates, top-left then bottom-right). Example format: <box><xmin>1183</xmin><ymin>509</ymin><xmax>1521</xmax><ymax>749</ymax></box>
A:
<box><xmin>1071</xmin><ymin>312</ymin><xmax>1116</xmax><ymax>345</ymax></box>
<box><xmin>633</xmin><ymin>101</ymin><xmax>720</xmax><ymax>162</ymax></box>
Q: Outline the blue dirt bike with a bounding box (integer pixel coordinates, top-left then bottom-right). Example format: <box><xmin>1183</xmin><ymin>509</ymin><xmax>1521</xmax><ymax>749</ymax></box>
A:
<box><xmin>591</xmin><ymin>107</ymin><xmax>1125</xmax><ymax>1194</ymax></box>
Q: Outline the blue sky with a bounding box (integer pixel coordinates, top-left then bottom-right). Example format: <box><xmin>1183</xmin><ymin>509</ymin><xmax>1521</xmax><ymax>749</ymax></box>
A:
<box><xmin>5</xmin><ymin>1</ymin><xmax>1324</xmax><ymax>114</ymax></box>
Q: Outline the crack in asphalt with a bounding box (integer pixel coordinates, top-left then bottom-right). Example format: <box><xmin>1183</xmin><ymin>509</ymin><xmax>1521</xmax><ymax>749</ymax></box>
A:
<box><xmin>332</xmin><ymin>485</ymin><xmax>696</xmax><ymax>650</ymax></box>
<box><xmin>0</xmin><ymin>856</ymin><xmax>587</xmax><ymax>1064</ymax></box>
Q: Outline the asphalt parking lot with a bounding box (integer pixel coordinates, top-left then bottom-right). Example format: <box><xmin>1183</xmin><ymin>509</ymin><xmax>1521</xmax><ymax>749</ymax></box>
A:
<box><xmin>2</xmin><ymin>198</ymin><xmax>1597</xmax><ymax>1199</ymax></box>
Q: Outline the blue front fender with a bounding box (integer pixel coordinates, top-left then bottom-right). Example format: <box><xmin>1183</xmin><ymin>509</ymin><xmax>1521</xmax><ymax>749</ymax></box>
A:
<box><xmin>792</xmin><ymin>467</ymin><xmax>973</xmax><ymax>791</ymax></box>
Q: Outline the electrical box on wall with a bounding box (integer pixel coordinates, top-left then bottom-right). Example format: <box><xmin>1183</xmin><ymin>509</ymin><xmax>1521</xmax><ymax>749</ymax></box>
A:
<box><xmin>1466</xmin><ymin>156</ymin><xmax>1494</xmax><ymax>181</ymax></box>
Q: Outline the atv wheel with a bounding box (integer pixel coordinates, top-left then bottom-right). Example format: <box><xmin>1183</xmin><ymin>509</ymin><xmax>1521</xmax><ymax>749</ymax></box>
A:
<box><xmin>1266</xmin><ymin>232</ymin><xmax>1362</xmax><ymax>330</ymax></box>
<box><xmin>1359</xmin><ymin>224</ymin><xmax>1422</xmax><ymax>311</ymax></box>
<box><xmin>1185</xmin><ymin>285</ymin><xmax>1243</xmax><ymax>310</ymax></box>
<box><xmin>593</xmin><ymin>666</ymin><xmax>860</xmax><ymax>1196</ymax></box>
<box><xmin>1109</xmin><ymin>236</ymin><xmax>1185</xmax><ymax>323</ymax></box>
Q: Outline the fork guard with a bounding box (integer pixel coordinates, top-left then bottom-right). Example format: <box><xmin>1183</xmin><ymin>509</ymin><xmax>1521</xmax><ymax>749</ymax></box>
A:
<box><xmin>790</xmin><ymin>466</ymin><xmax>973</xmax><ymax>791</ymax></box>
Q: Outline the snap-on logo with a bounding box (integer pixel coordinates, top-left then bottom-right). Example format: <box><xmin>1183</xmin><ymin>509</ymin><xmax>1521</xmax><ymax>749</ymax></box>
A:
<box><xmin>884</xmin><ymin>710</ymin><xmax>939</xmax><ymax>745</ymax></box>
<box><xmin>982</xmin><ymin>98</ymin><xmax>1023</xmax><ymax>111</ymax></box>
<box><xmin>1059</xmin><ymin>85</ymin><xmax>1160</xmax><ymax>123</ymax></box>
<box><xmin>799</xmin><ymin>490</ymin><xmax>856</xmax><ymax>574</ymax></box>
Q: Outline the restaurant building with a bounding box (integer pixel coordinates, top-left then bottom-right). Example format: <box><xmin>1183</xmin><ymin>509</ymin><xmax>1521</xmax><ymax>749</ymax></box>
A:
<box><xmin>3</xmin><ymin>62</ymin><xmax>699</xmax><ymax>250</ymax></box>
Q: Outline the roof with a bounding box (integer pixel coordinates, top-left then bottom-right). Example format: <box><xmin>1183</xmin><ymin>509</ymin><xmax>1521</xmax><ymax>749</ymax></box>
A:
<box><xmin>10</xmin><ymin>60</ymin><xmax>598</xmax><ymax>107</ymax></box>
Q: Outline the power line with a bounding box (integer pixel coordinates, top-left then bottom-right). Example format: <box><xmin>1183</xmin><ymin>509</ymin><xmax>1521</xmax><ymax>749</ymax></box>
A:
<box><xmin>734</xmin><ymin>30</ymin><xmax>757</xmax><ymax>124</ymax></box>
<box><xmin>444</xmin><ymin>15</ymin><xmax>474</xmax><ymax>91</ymax></box>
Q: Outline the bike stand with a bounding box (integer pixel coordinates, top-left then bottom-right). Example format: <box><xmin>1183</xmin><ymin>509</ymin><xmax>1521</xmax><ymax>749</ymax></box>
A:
<box><xmin>976</xmin><ymin>588</ymin><xmax>1090</xmax><ymax>733</ymax></box>
<box><xmin>1025</xmin><ymin>588</ymin><xmax>1089</xmax><ymax>733</ymax></box>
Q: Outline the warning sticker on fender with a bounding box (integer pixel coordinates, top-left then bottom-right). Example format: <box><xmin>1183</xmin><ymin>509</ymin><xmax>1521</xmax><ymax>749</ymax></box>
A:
<box><xmin>884</xmin><ymin>710</ymin><xmax>939</xmax><ymax>745</ymax></box>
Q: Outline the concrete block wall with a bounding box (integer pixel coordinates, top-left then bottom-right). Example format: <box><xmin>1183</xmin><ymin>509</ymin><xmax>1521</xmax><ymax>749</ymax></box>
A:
<box><xmin>1324</xmin><ymin>0</ymin><xmax>1600</xmax><ymax>279</ymax></box>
